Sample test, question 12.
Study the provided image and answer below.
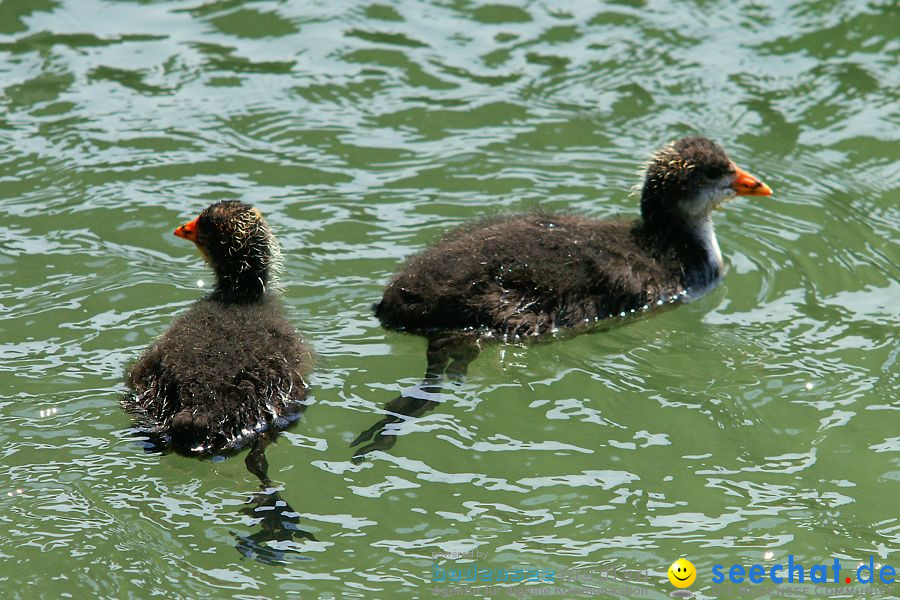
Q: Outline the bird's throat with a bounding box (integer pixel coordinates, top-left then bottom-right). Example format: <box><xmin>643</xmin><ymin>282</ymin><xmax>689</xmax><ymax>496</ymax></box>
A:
<box><xmin>682</xmin><ymin>216</ymin><xmax>724</xmax><ymax>292</ymax></box>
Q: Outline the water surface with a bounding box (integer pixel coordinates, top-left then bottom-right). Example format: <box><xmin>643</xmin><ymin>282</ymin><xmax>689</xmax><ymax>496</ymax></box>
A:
<box><xmin>0</xmin><ymin>0</ymin><xmax>897</xmax><ymax>598</ymax></box>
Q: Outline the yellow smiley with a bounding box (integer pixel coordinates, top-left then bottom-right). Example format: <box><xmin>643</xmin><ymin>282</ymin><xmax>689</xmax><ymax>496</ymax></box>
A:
<box><xmin>668</xmin><ymin>558</ymin><xmax>697</xmax><ymax>588</ymax></box>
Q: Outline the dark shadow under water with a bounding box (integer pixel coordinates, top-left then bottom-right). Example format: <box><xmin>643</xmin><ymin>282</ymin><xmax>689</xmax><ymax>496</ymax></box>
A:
<box><xmin>131</xmin><ymin>425</ymin><xmax>318</xmax><ymax>565</ymax></box>
<box><xmin>351</xmin><ymin>333</ymin><xmax>480</xmax><ymax>462</ymax></box>
<box><xmin>232</xmin><ymin>431</ymin><xmax>318</xmax><ymax>564</ymax></box>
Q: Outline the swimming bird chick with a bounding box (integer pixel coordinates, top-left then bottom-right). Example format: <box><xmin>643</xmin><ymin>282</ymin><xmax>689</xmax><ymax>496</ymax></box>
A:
<box><xmin>355</xmin><ymin>137</ymin><xmax>771</xmax><ymax>458</ymax></box>
<box><xmin>375</xmin><ymin>136</ymin><xmax>772</xmax><ymax>337</ymax></box>
<box><xmin>124</xmin><ymin>201</ymin><xmax>313</xmax><ymax>460</ymax></box>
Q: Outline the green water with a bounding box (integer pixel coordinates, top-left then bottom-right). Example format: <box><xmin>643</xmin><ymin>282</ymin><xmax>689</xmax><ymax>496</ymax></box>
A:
<box><xmin>1</xmin><ymin>0</ymin><xmax>897</xmax><ymax>598</ymax></box>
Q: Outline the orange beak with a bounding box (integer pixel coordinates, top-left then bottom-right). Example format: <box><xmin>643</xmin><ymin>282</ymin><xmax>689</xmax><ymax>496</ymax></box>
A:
<box><xmin>174</xmin><ymin>217</ymin><xmax>199</xmax><ymax>243</ymax></box>
<box><xmin>731</xmin><ymin>164</ymin><xmax>772</xmax><ymax>196</ymax></box>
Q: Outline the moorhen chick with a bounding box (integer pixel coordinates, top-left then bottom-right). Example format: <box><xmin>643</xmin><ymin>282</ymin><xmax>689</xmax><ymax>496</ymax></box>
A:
<box><xmin>353</xmin><ymin>136</ymin><xmax>771</xmax><ymax>458</ymax></box>
<box><xmin>376</xmin><ymin>136</ymin><xmax>772</xmax><ymax>337</ymax></box>
<box><xmin>124</xmin><ymin>200</ymin><xmax>313</xmax><ymax>480</ymax></box>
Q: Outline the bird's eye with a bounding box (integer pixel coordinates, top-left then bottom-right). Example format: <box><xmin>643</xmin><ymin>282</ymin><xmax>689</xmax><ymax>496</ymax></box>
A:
<box><xmin>704</xmin><ymin>166</ymin><xmax>725</xmax><ymax>179</ymax></box>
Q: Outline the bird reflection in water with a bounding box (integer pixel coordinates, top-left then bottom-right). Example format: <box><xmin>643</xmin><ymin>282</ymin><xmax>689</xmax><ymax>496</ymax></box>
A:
<box><xmin>352</xmin><ymin>333</ymin><xmax>479</xmax><ymax>461</ymax></box>
<box><xmin>232</xmin><ymin>430</ymin><xmax>317</xmax><ymax>565</ymax></box>
<box><xmin>130</xmin><ymin>425</ymin><xmax>317</xmax><ymax>565</ymax></box>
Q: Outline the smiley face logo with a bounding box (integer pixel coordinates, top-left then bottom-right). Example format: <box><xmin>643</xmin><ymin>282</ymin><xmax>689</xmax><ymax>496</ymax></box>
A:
<box><xmin>668</xmin><ymin>558</ymin><xmax>696</xmax><ymax>588</ymax></box>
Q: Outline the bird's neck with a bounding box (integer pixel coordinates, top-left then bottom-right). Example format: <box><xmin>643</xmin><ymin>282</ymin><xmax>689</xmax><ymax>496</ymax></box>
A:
<box><xmin>644</xmin><ymin>215</ymin><xmax>724</xmax><ymax>293</ymax></box>
<box><xmin>212</xmin><ymin>262</ymin><xmax>269</xmax><ymax>304</ymax></box>
<box><xmin>688</xmin><ymin>215</ymin><xmax>723</xmax><ymax>273</ymax></box>
<box><xmin>678</xmin><ymin>216</ymin><xmax>724</xmax><ymax>292</ymax></box>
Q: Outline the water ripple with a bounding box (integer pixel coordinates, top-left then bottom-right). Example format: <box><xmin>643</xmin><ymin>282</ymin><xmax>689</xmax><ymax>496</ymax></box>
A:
<box><xmin>1</xmin><ymin>0</ymin><xmax>898</xmax><ymax>596</ymax></box>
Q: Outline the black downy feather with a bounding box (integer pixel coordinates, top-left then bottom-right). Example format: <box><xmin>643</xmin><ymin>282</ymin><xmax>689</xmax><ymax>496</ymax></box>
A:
<box><xmin>124</xmin><ymin>201</ymin><xmax>313</xmax><ymax>457</ymax></box>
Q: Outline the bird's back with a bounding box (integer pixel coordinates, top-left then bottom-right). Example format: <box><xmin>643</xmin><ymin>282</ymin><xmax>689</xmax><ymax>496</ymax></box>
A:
<box><xmin>375</xmin><ymin>212</ymin><xmax>685</xmax><ymax>336</ymax></box>
<box><xmin>125</xmin><ymin>296</ymin><xmax>312</xmax><ymax>455</ymax></box>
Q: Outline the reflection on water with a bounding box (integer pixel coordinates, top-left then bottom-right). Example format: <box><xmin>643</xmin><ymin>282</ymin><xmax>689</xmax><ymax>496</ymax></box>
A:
<box><xmin>232</xmin><ymin>434</ymin><xmax>317</xmax><ymax>564</ymax></box>
<box><xmin>233</xmin><ymin>487</ymin><xmax>316</xmax><ymax>565</ymax></box>
<box><xmin>237</xmin><ymin>431</ymin><xmax>318</xmax><ymax>565</ymax></box>
<box><xmin>353</xmin><ymin>333</ymin><xmax>480</xmax><ymax>460</ymax></box>
<box><xmin>128</xmin><ymin>423</ymin><xmax>319</xmax><ymax>565</ymax></box>
<box><xmin>0</xmin><ymin>0</ymin><xmax>897</xmax><ymax>596</ymax></box>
